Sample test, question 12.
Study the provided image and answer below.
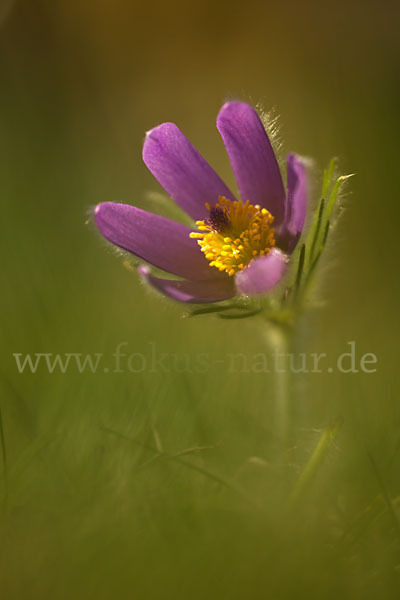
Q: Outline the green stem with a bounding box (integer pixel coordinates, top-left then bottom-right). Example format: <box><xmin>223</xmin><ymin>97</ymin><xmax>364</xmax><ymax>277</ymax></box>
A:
<box><xmin>262</xmin><ymin>320</ymin><xmax>294</xmax><ymax>454</ymax></box>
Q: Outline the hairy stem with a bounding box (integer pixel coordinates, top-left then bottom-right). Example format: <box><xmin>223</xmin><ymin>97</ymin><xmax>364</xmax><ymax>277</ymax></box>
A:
<box><xmin>262</xmin><ymin>320</ymin><xmax>294</xmax><ymax>456</ymax></box>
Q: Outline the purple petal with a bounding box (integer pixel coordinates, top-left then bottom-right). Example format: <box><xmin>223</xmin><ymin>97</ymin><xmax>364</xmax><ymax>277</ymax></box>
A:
<box><xmin>217</xmin><ymin>102</ymin><xmax>285</xmax><ymax>223</ymax></box>
<box><xmin>94</xmin><ymin>202</ymin><xmax>220</xmax><ymax>280</ymax></box>
<box><xmin>139</xmin><ymin>266</ymin><xmax>235</xmax><ymax>304</ymax></box>
<box><xmin>235</xmin><ymin>249</ymin><xmax>288</xmax><ymax>296</ymax></box>
<box><xmin>280</xmin><ymin>153</ymin><xmax>308</xmax><ymax>251</ymax></box>
<box><xmin>142</xmin><ymin>122</ymin><xmax>235</xmax><ymax>220</ymax></box>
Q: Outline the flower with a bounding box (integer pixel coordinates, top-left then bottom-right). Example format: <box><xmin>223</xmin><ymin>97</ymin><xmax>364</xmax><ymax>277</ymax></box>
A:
<box><xmin>94</xmin><ymin>101</ymin><xmax>308</xmax><ymax>303</ymax></box>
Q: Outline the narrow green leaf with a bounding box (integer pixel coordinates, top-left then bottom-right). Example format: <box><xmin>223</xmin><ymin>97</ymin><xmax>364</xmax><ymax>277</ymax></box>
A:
<box><xmin>218</xmin><ymin>308</ymin><xmax>262</xmax><ymax>320</ymax></box>
<box><xmin>305</xmin><ymin>220</ymin><xmax>330</xmax><ymax>288</ymax></box>
<box><xmin>322</xmin><ymin>157</ymin><xmax>336</xmax><ymax>199</ymax></box>
<box><xmin>187</xmin><ymin>305</ymin><xmax>236</xmax><ymax>317</ymax></box>
<box><xmin>321</xmin><ymin>219</ymin><xmax>330</xmax><ymax>250</ymax></box>
<box><xmin>309</xmin><ymin>198</ymin><xmax>325</xmax><ymax>262</ymax></box>
<box><xmin>286</xmin><ymin>416</ymin><xmax>343</xmax><ymax>512</ymax></box>
<box><xmin>326</xmin><ymin>173</ymin><xmax>355</xmax><ymax>220</ymax></box>
<box><xmin>294</xmin><ymin>243</ymin><xmax>306</xmax><ymax>298</ymax></box>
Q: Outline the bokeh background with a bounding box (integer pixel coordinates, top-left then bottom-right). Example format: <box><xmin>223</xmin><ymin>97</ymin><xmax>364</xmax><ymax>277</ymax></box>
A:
<box><xmin>1</xmin><ymin>0</ymin><xmax>400</xmax><ymax>598</ymax></box>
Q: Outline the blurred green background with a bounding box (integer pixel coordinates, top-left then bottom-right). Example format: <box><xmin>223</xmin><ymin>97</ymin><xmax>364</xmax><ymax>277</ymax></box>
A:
<box><xmin>1</xmin><ymin>0</ymin><xmax>400</xmax><ymax>598</ymax></box>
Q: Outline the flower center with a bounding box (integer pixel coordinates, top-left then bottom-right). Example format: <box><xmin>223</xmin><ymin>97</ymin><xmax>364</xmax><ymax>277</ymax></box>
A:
<box><xmin>190</xmin><ymin>196</ymin><xmax>276</xmax><ymax>277</ymax></box>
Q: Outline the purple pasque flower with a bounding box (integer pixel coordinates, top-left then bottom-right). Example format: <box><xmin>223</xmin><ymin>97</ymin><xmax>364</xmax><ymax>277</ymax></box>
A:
<box><xmin>94</xmin><ymin>101</ymin><xmax>308</xmax><ymax>303</ymax></box>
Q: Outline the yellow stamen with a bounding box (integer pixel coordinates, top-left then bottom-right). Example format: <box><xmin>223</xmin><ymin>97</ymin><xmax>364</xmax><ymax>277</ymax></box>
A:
<box><xmin>190</xmin><ymin>196</ymin><xmax>276</xmax><ymax>277</ymax></box>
